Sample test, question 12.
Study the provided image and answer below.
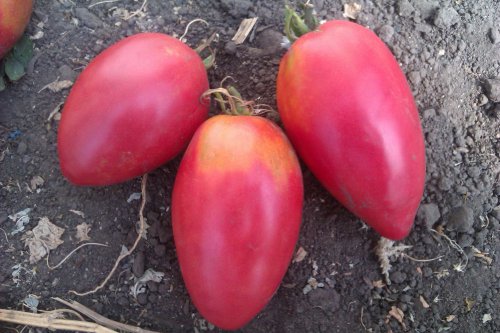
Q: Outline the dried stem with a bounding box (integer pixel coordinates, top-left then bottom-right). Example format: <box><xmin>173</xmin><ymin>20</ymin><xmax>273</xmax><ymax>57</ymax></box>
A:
<box><xmin>53</xmin><ymin>298</ymin><xmax>161</xmax><ymax>333</ymax></box>
<box><xmin>180</xmin><ymin>18</ymin><xmax>209</xmax><ymax>42</ymax></box>
<box><xmin>0</xmin><ymin>309</ymin><xmax>115</xmax><ymax>333</ymax></box>
<box><xmin>47</xmin><ymin>242</ymin><xmax>109</xmax><ymax>270</ymax></box>
<box><xmin>70</xmin><ymin>174</ymin><xmax>148</xmax><ymax>296</ymax></box>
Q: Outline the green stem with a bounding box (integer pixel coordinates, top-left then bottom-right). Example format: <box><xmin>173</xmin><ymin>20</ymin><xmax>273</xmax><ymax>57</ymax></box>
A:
<box><xmin>227</xmin><ymin>86</ymin><xmax>250</xmax><ymax>115</ymax></box>
<box><xmin>302</xmin><ymin>2</ymin><xmax>319</xmax><ymax>31</ymax></box>
<box><xmin>284</xmin><ymin>3</ymin><xmax>319</xmax><ymax>42</ymax></box>
<box><xmin>213</xmin><ymin>92</ymin><xmax>229</xmax><ymax>115</ymax></box>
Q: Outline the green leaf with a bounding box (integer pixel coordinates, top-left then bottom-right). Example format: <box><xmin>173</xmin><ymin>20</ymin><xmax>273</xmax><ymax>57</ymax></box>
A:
<box><xmin>5</xmin><ymin>55</ymin><xmax>25</xmax><ymax>81</ymax></box>
<box><xmin>12</xmin><ymin>35</ymin><xmax>33</xmax><ymax>67</ymax></box>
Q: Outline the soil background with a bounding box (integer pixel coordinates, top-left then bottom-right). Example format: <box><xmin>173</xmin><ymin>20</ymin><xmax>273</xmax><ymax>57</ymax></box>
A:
<box><xmin>1</xmin><ymin>0</ymin><xmax>499</xmax><ymax>332</ymax></box>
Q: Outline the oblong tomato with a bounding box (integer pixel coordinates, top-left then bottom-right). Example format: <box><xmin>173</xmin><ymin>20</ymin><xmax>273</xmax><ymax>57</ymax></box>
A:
<box><xmin>58</xmin><ymin>33</ymin><xmax>209</xmax><ymax>185</ymax></box>
<box><xmin>277</xmin><ymin>20</ymin><xmax>425</xmax><ymax>240</ymax></box>
<box><xmin>0</xmin><ymin>0</ymin><xmax>33</xmax><ymax>59</ymax></box>
<box><xmin>172</xmin><ymin>115</ymin><xmax>303</xmax><ymax>330</ymax></box>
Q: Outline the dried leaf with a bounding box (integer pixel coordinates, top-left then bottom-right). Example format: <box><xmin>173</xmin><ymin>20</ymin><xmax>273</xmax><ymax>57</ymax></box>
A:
<box><xmin>130</xmin><ymin>268</ymin><xmax>165</xmax><ymax>299</ymax></box>
<box><xmin>445</xmin><ymin>314</ymin><xmax>456</xmax><ymax>322</ymax></box>
<box><xmin>343</xmin><ymin>3</ymin><xmax>362</xmax><ymax>20</ymax></box>
<box><xmin>375</xmin><ymin>237</ymin><xmax>412</xmax><ymax>285</ymax></box>
<box><xmin>372</xmin><ymin>280</ymin><xmax>386</xmax><ymax>289</ymax></box>
<box><xmin>39</xmin><ymin>79</ymin><xmax>73</xmax><ymax>93</ymax></box>
<box><xmin>482</xmin><ymin>314</ymin><xmax>492</xmax><ymax>323</ymax></box>
<box><xmin>23</xmin><ymin>217</ymin><xmax>65</xmax><ymax>264</ymax></box>
<box><xmin>465</xmin><ymin>298</ymin><xmax>474</xmax><ymax>312</ymax></box>
<box><xmin>127</xmin><ymin>192</ymin><xmax>141</xmax><ymax>203</ymax></box>
<box><xmin>69</xmin><ymin>210</ymin><xmax>85</xmax><ymax>218</ymax></box>
<box><xmin>75</xmin><ymin>223</ymin><xmax>91</xmax><ymax>243</ymax></box>
<box><xmin>388</xmin><ymin>306</ymin><xmax>406</xmax><ymax>329</ymax></box>
<box><xmin>8</xmin><ymin>208</ymin><xmax>32</xmax><ymax>235</ymax></box>
<box><xmin>416</xmin><ymin>267</ymin><xmax>423</xmax><ymax>275</ymax></box>
<box><xmin>23</xmin><ymin>294</ymin><xmax>40</xmax><ymax>312</ymax></box>
<box><xmin>293</xmin><ymin>246</ymin><xmax>308</xmax><ymax>263</ymax></box>
<box><xmin>30</xmin><ymin>176</ymin><xmax>44</xmax><ymax>190</ymax></box>
<box><xmin>419</xmin><ymin>295</ymin><xmax>430</xmax><ymax>308</ymax></box>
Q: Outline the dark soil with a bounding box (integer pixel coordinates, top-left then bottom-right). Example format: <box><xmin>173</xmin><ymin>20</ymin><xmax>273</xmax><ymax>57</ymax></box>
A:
<box><xmin>1</xmin><ymin>0</ymin><xmax>499</xmax><ymax>332</ymax></box>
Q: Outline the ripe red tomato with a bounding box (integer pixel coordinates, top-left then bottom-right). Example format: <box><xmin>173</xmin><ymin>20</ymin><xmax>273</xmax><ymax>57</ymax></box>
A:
<box><xmin>172</xmin><ymin>115</ymin><xmax>303</xmax><ymax>330</ymax></box>
<box><xmin>58</xmin><ymin>33</ymin><xmax>209</xmax><ymax>185</ymax></box>
<box><xmin>0</xmin><ymin>0</ymin><xmax>33</xmax><ymax>59</ymax></box>
<box><xmin>277</xmin><ymin>20</ymin><xmax>425</xmax><ymax>240</ymax></box>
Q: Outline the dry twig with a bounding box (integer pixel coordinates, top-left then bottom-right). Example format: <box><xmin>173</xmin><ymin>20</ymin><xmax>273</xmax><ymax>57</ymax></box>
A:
<box><xmin>53</xmin><ymin>298</ymin><xmax>161</xmax><ymax>333</ymax></box>
<box><xmin>47</xmin><ymin>242</ymin><xmax>108</xmax><ymax>270</ymax></box>
<box><xmin>0</xmin><ymin>309</ymin><xmax>115</xmax><ymax>333</ymax></box>
<box><xmin>70</xmin><ymin>174</ymin><xmax>148</xmax><ymax>296</ymax></box>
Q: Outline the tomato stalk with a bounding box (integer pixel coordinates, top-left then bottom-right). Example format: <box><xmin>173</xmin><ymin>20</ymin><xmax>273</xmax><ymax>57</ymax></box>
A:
<box><xmin>284</xmin><ymin>2</ymin><xmax>319</xmax><ymax>42</ymax></box>
<box><xmin>202</xmin><ymin>86</ymin><xmax>274</xmax><ymax>117</ymax></box>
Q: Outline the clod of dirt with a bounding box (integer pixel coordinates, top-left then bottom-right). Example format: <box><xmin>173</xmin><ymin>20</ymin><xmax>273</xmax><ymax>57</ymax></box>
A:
<box><xmin>397</xmin><ymin>0</ymin><xmax>414</xmax><ymax>17</ymax></box>
<box><xmin>307</xmin><ymin>288</ymin><xmax>341</xmax><ymax>313</ymax></box>
<box><xmin>446</xmin><ymin>206</ymin><xmax>474</xmax><ymax>233</ymax></box>
<box><xmin>417</xmin><ymin>203</ymin><xmax>441</xmax><ymax>229</ymax></box>
<box><xmin>433</xmin><ymin>7</ymin><xmax>460</xmax><ymax>29</ymax></box>
<box><xmin>377</xmin><ymin>24</ymin><xmax>395</xmax><ymax>44</ymax></box>
<box><xmin>74</xmin><ymin>8</ymin><xmax>103</xmax><ymax>29</ymax></box>
<box><xmin>489</xmin><ymin>27</ymin><xmax>500</xmax><ymax>44</ymax></box>
<box><xmin>483</xmin><ymin>78</ymin><xmax>500</xmax><ymax>102</ymax></box>
<box><xmin>413</xmin><ymin>0</ymin><xmax>439</xmax><ymax>20</ymax></box>
<box><xmin>133</xmin><ymin>251</ymin><xmax>145</xmax><ymax>278</ymax></box>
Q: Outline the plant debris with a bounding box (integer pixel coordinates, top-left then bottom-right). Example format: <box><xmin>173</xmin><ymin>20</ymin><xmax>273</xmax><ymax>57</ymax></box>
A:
<box><xmin>127</xmin><ymin>192</ymin><xmax>141</xmax><ymax>203</ymax></box>
<box><xmin>343</xmin><ymin>3</ymin><xmax>362</xmax><ymax>20</ymax></box>
<box><xmin>472</xmin><ymin>246</ymin><xmax>493</xmax><ymax>264</ymax></box>
<box><xmin>38</xmin><ymin>78</ymin><xmax>73</xmax><ymax>93</ymax></box>
<box><xmin>130</xmin><ymin>268</ymin><xmax>165</xmax><ymax>299</ymax></box>
<box><xmin>22</xmin><ymin>294</ymin><xmax>40</xmax><ymax>313</ymax></box>
<box><xmin>419</xmin><ymin>295</ymin><xmax>430</xmax><ymax>308</ymax></box>
<box><xmin>69</xmin><ymin>210</ymin><xmax>85</xmax><ymax>218</ymax></box>
<box><xmin>375</xmin><ymin>237</ymin><xmax>412</xmax><ymax>284</ymax></box>
<box><xmin>293</xmin><ymin>246</ymin><xmax>308</xmax><ymax>263</ymax></box>
<box><xmin>232</xmin><ymin>17</ymin><xmax>258</xmax><ymax>45</ymax></box>
<box><xmin>30</xmin><ymin>176</ymin><xmax>45</xmax><ymax>191</ymax></box>
<box><xmin>9</xmin><ymin>208</ymin><xmax>32</xmax><ymax>235</ymax></box>
<box><xmin>482</xmin><ymin>313</ymin><xmax>492</xmax><ymax>323</ymax></box>
<box><xmin>386</xmin><ymin>306</ymin><xmax>406</xmax><ymax>329</ymax></box>
<box><xmin>465</xmin><ymin>298</ymin><xmax>475</xmax><ymax>312</ymax></box>
<box><xmin>22</xmin><ymin>217</ymin><xmax>65</xmax><ymax>264</ymax></box>
<box><xmin>75</xmin><ymin>223</ymin><xmax>91</xmax><ymax>243</ymax></box>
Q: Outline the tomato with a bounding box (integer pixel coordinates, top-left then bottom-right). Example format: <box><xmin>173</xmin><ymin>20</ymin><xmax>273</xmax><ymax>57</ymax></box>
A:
<box><xmin>0</xmin><ymin>0</ymin><xmax>33</xmax><ymax>59</ymax></box>
<box><xmin>277</xmin><ymin>20</ymin><xmax>425</xmax><ymax>240</ymax></box>
<box><xmin>58</xmin><ymin>33</ymin><xmax>209</xmax><ymax>185</ymax></box>
<box><xmin>172</xmin><ymin>115</ymin><xmax>303</xmax><ymax>330</ymax></box>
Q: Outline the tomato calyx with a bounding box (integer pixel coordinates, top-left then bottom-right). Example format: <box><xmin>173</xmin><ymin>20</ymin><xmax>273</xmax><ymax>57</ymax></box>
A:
<box><xmin>284</xmin><ymin>2</ymin><xmax>319</xmax><ymax>42</ymax></box>
<box><xmin>178</xmin><ymin>18</ymin><xmax>218</xmax><ymax>70</ymax></box>
<box><xmin>202</xmin><ymin>84</ymin><xmax>275</xmax><ymax>117</ymax></box>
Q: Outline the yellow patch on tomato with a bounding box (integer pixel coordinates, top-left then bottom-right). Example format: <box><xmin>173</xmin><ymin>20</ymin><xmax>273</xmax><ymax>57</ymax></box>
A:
<box><xmin>195</xmin><ymin>115</ymin><xmax>297</xmax><ymax>186</ymax></box>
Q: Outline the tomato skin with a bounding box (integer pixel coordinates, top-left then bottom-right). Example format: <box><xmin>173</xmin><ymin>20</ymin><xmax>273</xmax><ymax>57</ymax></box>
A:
<box><xmin>277</xmin><ymin>20</ymin><xmax>425</xmax><ymax>240</ymax></box>
<box><xmin>57</xmin><ymin>33</ymin><xmax>209</xmax><ymax>185</ymax></box>
<box><xmin>172</xmin><ymin>115</ymin><xmax>303</xmax><ymax>330</ymax></box>
<box><xmin>0</xmin><ymin>0</ymin><xmax>33</xmax><ymax>59</ymax></box>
